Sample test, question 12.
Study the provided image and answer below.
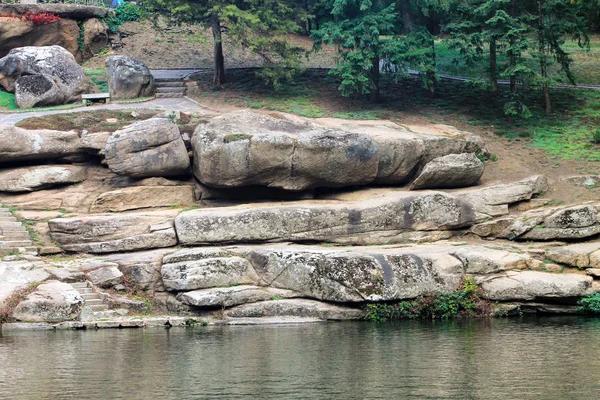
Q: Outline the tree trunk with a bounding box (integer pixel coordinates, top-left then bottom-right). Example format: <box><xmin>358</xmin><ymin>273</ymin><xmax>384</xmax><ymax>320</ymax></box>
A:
<box><xmin>212</xmin><ymin>15</ymin><xmax>226</xmax><ymax>85</ymax></box>
<box><xmin>509</xmin><ymin>0</ymin><xmax>517</xmax><ymax>94</ymax></box>
<box><xmin>399</xmin><ymin>0</ymin><xmax>415</xmax><ymax>34</ymax></box>
<box><xmin>489</xmin><ymin>37</ymin><xmax>499</xmax><ymax>92</ymax></box>
<box><xmin>371</xmin><ymin>55</ymin><xmax>381</xmax><ymax>102</ymax></box>
<box><xmin>537</xmin><ymin>0</ymin><xmax>551</xmax><ymax>114</ymax></box>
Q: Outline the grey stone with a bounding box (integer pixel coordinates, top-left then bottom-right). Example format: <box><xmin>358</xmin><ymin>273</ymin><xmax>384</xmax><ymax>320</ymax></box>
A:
<box><xmin>12</xmin><ymin>281</ymin><xmax>84</xmax><ymax>322</ymax></box>
<box><xmin>0</xmin><ymin>126</ymin><xmax>83</xmax><ymax>164</ymax></box>
<box><xmin>0</xmin><ymin>165</ymin><xmax>86</xmax><ymax>192</ymax></box>
<box><xmin>103</xmin><ymin>248</ymin><xmax>174</xmax><ymax>292</ymax></box>
<box><xmin>105</xmin><ymin>56</ymin><xmax>154</xmax><ymax>99</ymax></box>
<box><xmin>225</xmin><ymin>299</ymin><xmax>365</xmax><ymax>320</ymax></box>
<box><xmin>0</xmin><ymin>45</ymin><xmax>84</xmax><ymax>107</ymax></box>
<box><xmin>410</xmin><ymin>153</ymin><xmax>484</xmax><ymax>190</ymax></box>
<box><xmin>478</xmin><ymin>271</ymin><xmax>592</xmax><ymax>301</ymax></box>
<box><xmin>177</xmin><ymin>285</ymin><xmax>299</xmax><ymax>308</ymax></box>
<box><xmin>0</xmin><ymin>261</ymin><xmax>50</xmax><ymax>307</ymax></box>
<box><xmin>545</xmin><ymin>242</ymin><xmax>600</xmax><ymax>269</ymax></box>
<box><xmin>86</xmin><ymin>266</ymin><xmax>124</xmax><ymax>288</ymax></box>
<box><xmin>105</xmin><ymin>118</ymin><xmax>190</xmax><ymax>178</ymax></box>
<box><xmin>48</xmin><ymin>212</ymin><xmax>178</xmax><ymax>253</ymax></box>
<box><xmin>44</xmin><ymin>266</ymin><xmax>84</xmax><ymax>283</ymax></box>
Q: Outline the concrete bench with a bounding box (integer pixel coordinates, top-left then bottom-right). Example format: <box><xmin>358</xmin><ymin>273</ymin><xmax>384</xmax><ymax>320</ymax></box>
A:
<box><xmin>82</xmin><ymin>93</ymin><xmax>110</xmax><ymax>105</ymax></box>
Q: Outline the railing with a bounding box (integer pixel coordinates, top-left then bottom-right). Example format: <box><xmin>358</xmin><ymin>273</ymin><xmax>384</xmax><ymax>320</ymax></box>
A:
<box><xmin>0</xmin><ymin>0</ymin><xmax>108</xmax><ymax>7</ymax></box>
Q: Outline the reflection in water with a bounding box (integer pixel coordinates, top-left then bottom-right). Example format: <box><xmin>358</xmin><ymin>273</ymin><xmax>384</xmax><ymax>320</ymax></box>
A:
<box><xmin>1</xmin><ymin>317</ymin><xmax>600</xmax><ymax>399</ymax></box>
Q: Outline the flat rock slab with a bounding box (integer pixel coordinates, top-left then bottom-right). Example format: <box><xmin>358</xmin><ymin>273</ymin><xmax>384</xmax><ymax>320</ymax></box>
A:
<box><xmin>0</xmin><ymin>165</ymin><xmax>86</xmax><ymax>192</ymax></box>
<box><xmin>105</xmin><ymin>118</ymin><xmax>189</xmax><ymax>178</ymax></box>
<box><xmin>193</xmin><ymin>110</ymin><xmax>485</xmax><ymax>191</ymax></box>
<box><xmin>13</xmin><ymin>281</ymin><xmax>84</xmax><ymax>323</ymax></box>
<box><xmin>0</xmin><ymin>260</ymin><xmax>50</xmax><ymax>307</ymax></box>
<box><xmin>546</xmin><ymin>242</ymin><xmax>600</xmax><ymax>269</ymax></box>
<box><xmin>225</xmin><ymin>299</ymin><xmax>365</xmax><ymax>320</ymax></box>
<box><xmin>178</xmin><ymin>285</ymin><xmax>299</xmax><ymax>308</ymax></box>
<box><xmin>477</xmin><ymin>271</ymin><xmax>592</xmax><ymax>301</ymax></box>
<box><xmin>48</xmin><ymin>212</ymin><xmax>178</xmax><ymax>253</ymax></box>
<box><xmin>472</xmin><ymin>203</ymin><xmax>600</xmax><ymax>241</ymax></box>
<box><xmin>90</xmin><ymin>185</ymin><xmax>195</xmax><ymax>212</ymax></box>
<box><xmin>0</xmin><ymin>126</ymin><xmax>83</xmax><ymax>164</ymax></box>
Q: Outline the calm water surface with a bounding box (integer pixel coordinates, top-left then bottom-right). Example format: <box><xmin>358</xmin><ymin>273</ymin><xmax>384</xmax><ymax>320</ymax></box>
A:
<box><xmin>1</xmin><ymin>317</ymin><xmax>600</xmax><ymax>399</ymax></box>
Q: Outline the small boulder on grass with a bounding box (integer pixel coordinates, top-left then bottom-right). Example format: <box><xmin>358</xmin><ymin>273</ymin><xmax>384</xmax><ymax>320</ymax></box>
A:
<box><xmin>410</xmin><ymin>153</ymin><xmax>484</xmax><ymax>190</ymax></box>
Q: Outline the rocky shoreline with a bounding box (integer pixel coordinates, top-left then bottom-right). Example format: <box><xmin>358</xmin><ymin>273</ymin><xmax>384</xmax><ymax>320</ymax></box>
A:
<box><xmin>1</xmin><ymin>97</ymin><xmax>600</xmax><ymax>330</ymax></box>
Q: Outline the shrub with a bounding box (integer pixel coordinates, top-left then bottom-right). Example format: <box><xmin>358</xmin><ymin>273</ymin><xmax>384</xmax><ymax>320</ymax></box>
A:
<box><xmin>592</xmin><ymin>129</ymin><xmax>600</xmax><ymax>144</ymax></box>
<box><xmin>22</xmin><ymin>12</ymin><xmax>61</xmax><ymax>25</ymax></box>
<box><xmin>104</xmin><ymin>3</ymin><xmax>144</xmax><ymax>33</ymax></box>
<box><xmin>364</xmin><ymin>277</ymin><xmax>491</xmax><ymax>321</ymax></box>
<box><xmin>577</xmin><ymin>293</ymin><xmax>600</xmax><ymax>314</ymax></box>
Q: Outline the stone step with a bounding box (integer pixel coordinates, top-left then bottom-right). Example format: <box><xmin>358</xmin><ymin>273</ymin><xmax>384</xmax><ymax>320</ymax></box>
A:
<box><xmin>154</xmin><ymin>77</ymin><xmax>183</xmax><ymax>83</ymax></box>
<box><xmin>85</xmin><ymin>299</ymin><xmax>105</xmax><ymax>306</ymax></box>
<box><xmin>0</xmin><ymin>208</ymin><xmax>10</xmax><ymax>212</ymax></box>
<box><xmin>71</xmin><ymin>283</ymin><xmax>89</xmax><ymax>288</ymax></box>
<box><xmin>0</xmin><ymin>246</ymin><xmax>38</xmax><ymax>255</ymax></box>
<box><xmin>156</xmin><ymin>87</ymin><xmax>185</xmax><ymax>94</ymax></box>
<box><xmin>81</xmin><ymin>293</ymin><xmax>101</xmax><ymax>300</ymax></box>
<box><xmin>0</xmin><ymin>232</ymin><xmax>32</xmax><ymax>239</ymax></box>
<box><xmin>155</xmin><ymin>93</ymin><xmax>184</xmax><ymax>98</ymax></box>
<box><xmin>1</xmin><ymin>240</ymin><xmax>33</xmax><ymax>247</ymax></box>
<box><xmin>89</xmin><ymin>304</ymin><xmax>109</xmax><ymax>311</ymax></box>
<box><xmin>0</xmin><ymin>216</ymin><xmax>16</xmax><ymax>220</ymax></box>
<box><xmin>155</xmin><ymin>81</ymin><xmax>185</xmax><ymax>88</ymax></box>
<box><xmin>0</xmin><ymin>222</ymin><xmax>23</xmax><ymax>227</ymax></box>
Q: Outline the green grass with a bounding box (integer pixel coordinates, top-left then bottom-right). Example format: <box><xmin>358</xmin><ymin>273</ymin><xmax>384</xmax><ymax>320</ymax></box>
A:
<box><xmin>0</xmin><ymin>90</ymin><xmax>17</xmax><ymax>111</ymax></box>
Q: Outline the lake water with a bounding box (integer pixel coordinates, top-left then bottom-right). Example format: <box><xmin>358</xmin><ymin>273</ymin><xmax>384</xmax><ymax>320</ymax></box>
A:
<box><xmin>1</xmin><ymin>317</ymin><xmax>600</xmax><ymax>399</ymax></box>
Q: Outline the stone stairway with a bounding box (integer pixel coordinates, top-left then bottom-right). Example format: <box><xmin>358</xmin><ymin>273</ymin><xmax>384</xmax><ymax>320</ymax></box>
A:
<box><xmin>0</xmin><ymin>207</ymin><xmax>36</xmax><ymax>256</ymax></box>
<box><xmin>70</xmin><ymin>282</ymin><xmax>109</xmax><ymax>312</ymax></box>
<box><xmin>155</xmin><ymin>78</ymin><xmax>186</xmax><ymax>98</ymax></box>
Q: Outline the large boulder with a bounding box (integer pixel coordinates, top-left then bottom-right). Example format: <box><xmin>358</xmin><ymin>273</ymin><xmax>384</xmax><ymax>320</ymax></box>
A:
<box><xmin>0</xmin><ymin>165</ymin><xmax>86</xmax><ymax>192</ymax></box>
<box><xmin>82</xmin><ymin>18</ymin><xmax>109</xmax><ymax>59</ymax></box>
<box><xmin>12</xmin><ymin>281</ymin><xmax>84</xmax><ymax>322</ymax></box>
<box><xmin>174</xmin><ymin>190</ymin><xmax>477</xmax><ymax>246</ymax></box>
<box><xmin>0</xmin><ymin>261</ymin><xmax>50</xmax><ymax>307</ymax></box>
<box><xmin>48</xmin><ymin>212</ymin><xmax>178</xmax><ymax>253</ymax></box>
<box><xmin>0</xmin><ymin>16</ymin><xmax>80</xmax><ymax>59</ymax></box>
<box><xmin>105</xmin><ymin>55</ymin><xmax>154</xmax><ymax>99</ymax></box>
<box><xmin>410</xmin><ymin>153</ymin><xmax>484</xmax><ymax>190</ymax></box>
<box><xmin>104</xmin><ymin>118</ymin><xmax>190</xmax><ymax>178</ymax></box>
<box><xmin>0</xmin><ymin>126</ymin><xmax>83</xmax><ymax>164</ymax></box>
<box><xmin>0</xmin><ymin>45</ymin><xmax>85</xmax><ymax>107</ymax></box>
<box><xmin>478</xmin><ymin>271</ymin><xmax>592</xmax><ymax>301</ymax></box>
<box><xmin>193</xmin><ymin>110</ymin><xmax>485</xmax><ymax>191</ymax></box>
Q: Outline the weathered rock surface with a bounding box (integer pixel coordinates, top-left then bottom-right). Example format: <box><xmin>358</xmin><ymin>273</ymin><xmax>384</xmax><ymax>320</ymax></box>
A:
<box><xmin>86</xmin><ymin>266</ymin><xmax>124</xmax><ymax>288</ymax></box>
<box><xmin>0</xmin><ymin>165</ymin><xmax>86</xmax><ymax>192</ymax></box>
<box><xmin>478</xmin><ymin>271</ymin><xmax>592</xmax><ymax>301</ymax></box>
<box><xmin>104</xmin><ymin>118</ymin><xmax>190</xmax><ymax>178</ymax></box>
<box><xmin>0</xmin><ymin>261</ymin><xmax>50</xmax><ymax>306</ymax></box>
<box><xmin>12</xmin><ymin>281</ymin><xmax>84</xmax><ymax>322</ymax></box>
<box><xmin>193</xmin><ymin>110</ymin><xmax>485</xmax><ymax>191</ymax></box>
<box><xmin>175</xmin><ymin>191</ymin><xmax>478</xmax><ymax>246</ymax></box>
<box><xmin>103</xmin><ymin>248</ymin><xmax>174</xmax><ymax>292</ymax></box>
<box><xmin>410</xmin><ymin>153</ymin><xmax>484</xmax><ymax>190</ymax></box>
<box><xmin>44</xmin><ymin>266</ymin><xmax>84</xmax><ymax>283</ymax></box>
<box><xmin>105</xmin><ymin>56</ymin><xmax>154</xmax><ymax>99</ymax></box>
<box><xmin>471</xmin><ymin>203</ymin><xmax>600</xmax><ymax>241</ymax></box>
<box><xmin>82</xmin><ymin>18</ymin><xmax>109</xmax><ymax>59</ymax></box>
<box><xmin>80</xmin><ymin>130</ymin><xmax>111</xmax><ymax>156</ymax></box>
<box><xmin>90</xmin><ymin>185</ymin><xmax>195</xmax><ymax>212</ymax></box>
<box><xmin>178</xmin><ymin>286</ymin><xmax>299</xmax><ymax>308</ymax></box>
<box><xmin>0</xmin><ymin>45</ymin><xmax>85</xmax><ymax>107</ymax></box>
<box><xmin>545</xmin><ymin>242</ymin><xmax>600</xmax><ymax>269</ymax></box>
<box><xmin>48</xmin><ymin>212</ymin><xmax>178</xmax><ymax>253</ymax></box>
<box><xmin>0</xmin><ymin>17</ymin><xmax>80</xmax><ymax>60</ymax></box>
<box><xmin>225</xmin><ymin>299</ymin><xmax>365</xmax><ymax>320</ymax></box>
<box><xmin>0</xmin><ymin>126</ymin><xmax>83</xmax><ymax>163</ymax></box>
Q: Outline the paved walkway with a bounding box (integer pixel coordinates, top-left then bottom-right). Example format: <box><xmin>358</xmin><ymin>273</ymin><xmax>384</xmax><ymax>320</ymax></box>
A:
<box><xmin>0</xmin><ymin>97</ymin><xmax>214</xmax><ymax>127</ymax></box>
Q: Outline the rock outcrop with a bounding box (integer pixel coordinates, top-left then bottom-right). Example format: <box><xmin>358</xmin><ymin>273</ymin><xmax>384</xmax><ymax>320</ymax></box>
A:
<box><xmin>0</xmin><ymin>45</ymin><xmax>85</xmax><ymax>108</ymax></box>
<box><xmin>12</xmin><ymin>281</ymin><xmax>84</xmax><ymax>322</ymax></box>
<box><xmin>178</xmin><ymin>286</ymin><xmax>299</xmax><ymax>308</ymax></box>
<box><xmin>471</xmin><ymin>203</ymin><xmax>600</xmax><ymax>241</ymax></box>
<box><xmin>106</xmin><ymin>56</ymin><xmax>154</xmax><ymax>99</ymax></box>
<box><xmin>410</xmin><ymin>153</ymin><xmax>484</xmax><ymax>190</ymax></box>
<box><xmin>0</xmin><ymin>260</ymin><xmax>50</xmax><ymax>307</ymax></box>
<box><xmin>193</xmin><ymin>110</ymin><xmax>485</xmax><ymax>191</ymax></box>
<box><xmin>0</xmin><ymin>126</ymin><xmax>83</xmax><ymax>163</ymax></box>
<box><xmin>48</xmin><ymin>212</ymin><xmax>178</xmax><ymax>253</ymax></box>
<box><xmin>104</xmin><ymin>118</ymin><xmax>190</xmax><ymax>178</ymax></box>
<box><xmin>82</xmin><ymin>18</ymin><xmax>109</xmax><ymax>59</ymax></box>
<box><xmin>225</xmin><ymin>299</ymin><xmax>365</xmax><ymax>320</ymax></box>
<box><xmin>0</xmin><ymin>165</ymin><xmax>86</xmax><ymax>192</ymax></box>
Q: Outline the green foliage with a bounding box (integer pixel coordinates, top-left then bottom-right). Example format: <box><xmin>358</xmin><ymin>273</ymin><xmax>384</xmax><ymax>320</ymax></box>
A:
<box><xmin>104</xmin><ymin>3</ymin><xmax>144</xmax><ymax>33</ymax></box>
<box><xmin>77</xmin><ymin>21</ymin><xmax>85</xmax><ymax>53</ymax></box>
<box><xmin>364</xmin><ymin>277</ymin><xmax>491</xmax><ymax>321</ymax></box>
<box><xmin>577</xmin><ymin>293</ymin><xmax>600</xmax><ymax>314</ymax></box>
<box><xmin>592</xmin><ymin>129</ymin><xmax>600</xmax><ymax>144</ymax></box>
<box><xmin>0</xmin><ymin>90</ymin><xmax>17</xmax><ymax>110</ymax></box>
